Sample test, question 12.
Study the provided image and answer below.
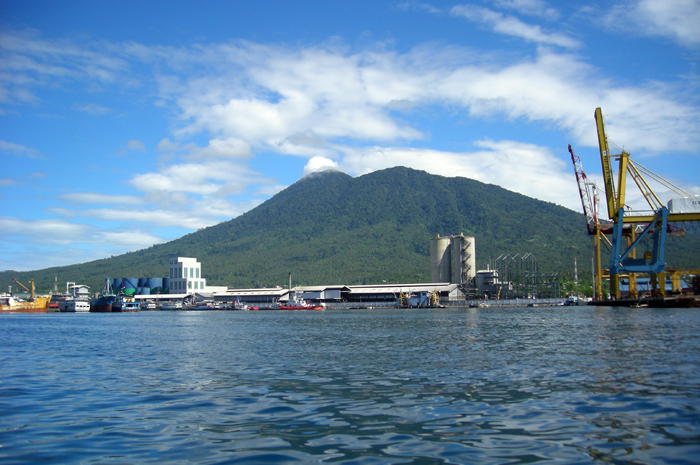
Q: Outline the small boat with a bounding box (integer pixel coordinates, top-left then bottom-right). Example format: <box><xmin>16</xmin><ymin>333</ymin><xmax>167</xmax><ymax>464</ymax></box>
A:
<box><xmin>278</xmin><ymin>292</ymin><xmax>324</xmax><ymax>310</ymax></box>
<box><xmin>113</xmin><ymin>296</ymin><xmax>140</xmax><ymax>312</ymax></box>
<box><xmin>159</xmin><ymin>301</ymin><xmax>183</xmax><ymax>311</ymax></box>
<box><xmin>140</xmin><ymin>301</ymin><xmax>157</xmax><ymax>311</ymax></box>
<box><xmin>229</xmin><ymin>297</ymin><xmax>258</xmax><ymax>311</ymax></box>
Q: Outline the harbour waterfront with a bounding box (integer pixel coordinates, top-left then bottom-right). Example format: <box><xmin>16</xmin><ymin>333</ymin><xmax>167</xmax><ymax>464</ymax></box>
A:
<box><xmin>1</xmin><ymin>307</ymin><xmax>699</xmax><ymax>464</ymax></box>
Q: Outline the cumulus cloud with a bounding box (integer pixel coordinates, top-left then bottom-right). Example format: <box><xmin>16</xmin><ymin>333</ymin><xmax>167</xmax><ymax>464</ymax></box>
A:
<box><xmin>2</xmin><ymin>11</ymin><xmax>700</xmax><ymax>270</ymax></box>
<box><xmin>188</xmin><ymin>138</ymin><xmax>252</xmax><ymax>159</ymax></box>
<box><xmin>303</xmin><ymin>156</ymin><xmax>340</xmax><ymax>176</ymax></box>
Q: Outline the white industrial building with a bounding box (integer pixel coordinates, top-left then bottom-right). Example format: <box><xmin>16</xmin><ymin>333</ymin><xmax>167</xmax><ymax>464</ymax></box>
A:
<box><xmin>168</xmin><ymin>256</ymin><xmax>226</xmax><ymax>294</ymax></box>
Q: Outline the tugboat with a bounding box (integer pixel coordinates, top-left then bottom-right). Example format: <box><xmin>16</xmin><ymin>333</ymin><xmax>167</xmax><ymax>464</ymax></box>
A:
<box><xmin>278</xmin><ymin>291</ymin><xmax>323</xmax><ymax>310</ymax></box>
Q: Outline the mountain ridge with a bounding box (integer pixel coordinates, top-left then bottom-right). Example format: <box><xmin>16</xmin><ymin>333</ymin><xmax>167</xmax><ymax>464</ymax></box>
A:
<box><xmin>3</xmin><ymin>166</ymin><xmax>698</xmax><ymax>294</ymax></box>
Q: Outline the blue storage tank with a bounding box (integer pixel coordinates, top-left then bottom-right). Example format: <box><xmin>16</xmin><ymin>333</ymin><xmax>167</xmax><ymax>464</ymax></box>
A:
<box><xmin>112</xmin><ymin>278</ymin><xmax>123</xmax><ymax>291</ymax></box>
<box><xmin>123</xmin><ymin>278</ymin><xmax>138</xmax><ymax>296</ymax></box>
<box><xmin>139</xmin><ymin>287</ymin><xmax>150</xmax><ymax>295</ymax></box>
<box><xmin>148</xmin><ymin>277</ymin><xmax>162</xmax><ymax>290</ymax></box>
<box><xmin>138</xmin><ymin>278</ymin><xmax>148</xmax><ymax>287</ymax></box>
<box><xmin>163</xmin><ymin>278</ymin><xmax>170</xmax><ymax>294</ymax></box>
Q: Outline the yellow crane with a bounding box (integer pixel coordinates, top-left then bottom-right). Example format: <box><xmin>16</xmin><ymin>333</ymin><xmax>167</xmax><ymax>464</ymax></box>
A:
<box><xmin>593</xmin><ymin>107</ymin><xmax>700</xmax><ymax>299</ymax></box>
<box><xmin>12</xmin><ymin>277</ymin><xmax>36</xmax><ymax>300</ymax></box>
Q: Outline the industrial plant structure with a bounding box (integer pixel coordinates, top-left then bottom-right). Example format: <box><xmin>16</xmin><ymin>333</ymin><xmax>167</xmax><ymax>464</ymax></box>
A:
<box><xmin>430</xmin><ymin>233</ymin><xmax>476</xmax><ymax>288</ymax></box>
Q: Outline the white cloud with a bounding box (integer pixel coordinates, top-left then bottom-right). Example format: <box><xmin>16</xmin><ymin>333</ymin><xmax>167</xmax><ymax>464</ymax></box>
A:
<box><xmin>76</xmin><ymin>103</ymin><xmax>111</xmax><ymax>115</ymax></box>
<box><xmin>336</xmin><ymin>140</ymin><xmax>578</xmax><ymax>209</ymax></box>
<box><xmin>450</xmin><ymin>5</ymin><xmax>580</xmax><ymax>48</ymax></box>
<box><xmin>303</xmin><ymin>156</ymin><xmax>340</xmax><ymax>176</ymax></box>
<box><xmin>493</xmin><ymin>0</ymin><xmax>560</xmax><ymax>20</ymax></box>
<box><xmin>58</xmin><ymin>193</ymin><xmax>145</xmax><ymax>205</ymax></box>
<box><xmin>0</xmin><ymin>178</ymin><xmax>19</xmax><ymax>187</ymax></box>
<box><xmin>126</xmin><ymin>139</ymin><xmax>146</xmax><ymax>151</ymax></box>
<box><xmin>188</xmin><ymin>138</ymin><xmax>252</xmax><ymax>159</ymax></box>
<box><xmin>0</xmin><ymin>217</ymin><xmax>91</xmax><ymax>245</ymax></box>
<box><xmin>0</xmin><ymin>140</ymin><xmax>42</xmax><ymax>158</ymax></box>
<box><xmin>606</xmin><ymin>0</ymin><xmax>700</xmax><ymax>48</ymax></box>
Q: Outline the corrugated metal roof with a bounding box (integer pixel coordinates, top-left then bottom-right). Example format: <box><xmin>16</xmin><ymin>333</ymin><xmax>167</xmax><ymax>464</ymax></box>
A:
<box><xmin>213</xmin><ymin>288</ymin><xmax>288</xmax><ymax>297</ymax></box>
<box><xmin>346</xmin><ymin>283</ymin><xmax>458</xmax><ymax>294</ymax></box>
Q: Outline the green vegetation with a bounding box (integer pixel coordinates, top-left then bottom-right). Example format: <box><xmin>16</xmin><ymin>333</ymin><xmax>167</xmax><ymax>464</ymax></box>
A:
<box><xmin>2</xmin><ymin>166</ymin><xmax>698</xmax><ymax>294</ymax></box>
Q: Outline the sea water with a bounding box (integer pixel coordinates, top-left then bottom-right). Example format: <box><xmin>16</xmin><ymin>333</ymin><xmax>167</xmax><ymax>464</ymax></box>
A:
<box><xmin>1</xmin><ymin>307</ymin><xmax>699</xmax><ymax>464</ymax></box>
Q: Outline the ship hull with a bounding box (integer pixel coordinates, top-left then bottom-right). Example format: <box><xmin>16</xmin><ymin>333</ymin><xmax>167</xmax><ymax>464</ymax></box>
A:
<box><xmin>0</xmin><ymin>296</ymin><xmax>50</xmax><ymax>313</ymax></box>
<box><xmin>90</xmin><ymin>295</ymin><xmax>117</xmax><ymax>313</ymax></box>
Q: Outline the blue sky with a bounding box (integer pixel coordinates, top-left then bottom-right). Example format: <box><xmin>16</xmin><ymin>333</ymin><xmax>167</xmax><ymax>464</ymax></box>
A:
<box><xmin>1</xmin><ymin>0</ymin><xmax>699</xmax><ymax>272</ymax></box>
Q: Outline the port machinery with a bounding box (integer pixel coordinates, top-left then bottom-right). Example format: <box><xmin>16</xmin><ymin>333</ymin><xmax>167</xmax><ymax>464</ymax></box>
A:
<box><xmin>569</xmin><ymin>107</ymin><xmax>700</xmax><ymax>301</ymax></box>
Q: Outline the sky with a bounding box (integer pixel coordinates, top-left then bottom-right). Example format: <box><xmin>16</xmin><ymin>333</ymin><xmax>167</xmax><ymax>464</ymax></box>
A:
<box><xmin>1</xmin><ymin>0</ymin><xmax>699</xmax><ymax>272</ymax></box>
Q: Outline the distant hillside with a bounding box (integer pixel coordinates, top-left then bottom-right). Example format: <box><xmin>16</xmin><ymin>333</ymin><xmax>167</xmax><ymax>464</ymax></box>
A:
<box><xmin>3</xmin><ymin>167</ymin><xmax>699</xmax><ymax>294</ymax></box>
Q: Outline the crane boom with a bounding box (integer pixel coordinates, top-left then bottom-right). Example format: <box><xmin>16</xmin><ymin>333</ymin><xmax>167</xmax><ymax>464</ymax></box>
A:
<box><xmin>594</xmin><ymin>107</ymin><xmax>618</xmax><ymax>220</ymax></box>
<box><xmin>568</xmin><ymin>144</ymin><xmax>597</xmax><ymax>234</ymax></box>
<box><xmin>12</xmin><ymin>278</ymin><xmax>35</xmax><ymax>299</ymax></box>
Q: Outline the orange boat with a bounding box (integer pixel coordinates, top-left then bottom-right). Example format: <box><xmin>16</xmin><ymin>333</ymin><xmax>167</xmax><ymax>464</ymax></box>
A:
<box><xmin>278</xmin><ymin>292</ymin><xmax>324</xmax><ymax>310</ymax></box>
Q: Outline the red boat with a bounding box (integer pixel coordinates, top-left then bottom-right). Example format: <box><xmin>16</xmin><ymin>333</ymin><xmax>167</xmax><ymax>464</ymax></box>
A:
<box><xmin>278</xmin><ymin>292</ymin><xmax>324</xmax><ymax>310</ymax></box>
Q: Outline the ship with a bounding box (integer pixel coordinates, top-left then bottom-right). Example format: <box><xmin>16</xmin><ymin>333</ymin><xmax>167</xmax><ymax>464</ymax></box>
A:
<box><xmin>60</xmin><ymin>298</ymin><xmax>90</xmax><ymax>313</ymax></box>
<box><xmin>278</xmin><ymin>291</ymin><xmax>324</xmax><ymax>310</ymax></box>
<box><xmin>90</xmin><ymin>278</ymin><xmax>118</xmax><ymax>312</ymax></box>
<box><xmin>0</xmin><ymin>294</ymin><xmax>50</xmax><ymax>313</ymax></box>
<box><xmin>112</xmin><ymin>295</ymin><xmax>141</xmax><ymax>312</ymax></box>
<box><xmin>1</xmin><ymin>278</ymin><xmax>50</xmax><ymax>313</ymax></box>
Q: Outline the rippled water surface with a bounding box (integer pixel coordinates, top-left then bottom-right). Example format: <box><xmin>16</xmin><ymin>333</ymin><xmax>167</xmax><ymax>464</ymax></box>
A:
<box><xmin>2</xmin><ymin>307</ymin><xmax>699</xmax><ymax>464</ymax></box>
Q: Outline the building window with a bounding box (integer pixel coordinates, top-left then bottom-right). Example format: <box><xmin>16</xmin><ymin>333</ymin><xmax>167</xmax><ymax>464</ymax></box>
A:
<box><xmin>188</xmin><ymin>281</ymin><xmax>192</xmax><ymax>289</ymax></box>
<box><xmin>196</xmin><ymin>268</ymin><xmax>199</xmax><ymax>278</ymax></box>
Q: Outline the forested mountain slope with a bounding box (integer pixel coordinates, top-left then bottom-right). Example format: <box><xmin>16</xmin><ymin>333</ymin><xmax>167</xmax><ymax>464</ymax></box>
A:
<box><xmin>3</xmin><ymin>167</ymin><xmax>698</xmax><ymax>293</ymax></box>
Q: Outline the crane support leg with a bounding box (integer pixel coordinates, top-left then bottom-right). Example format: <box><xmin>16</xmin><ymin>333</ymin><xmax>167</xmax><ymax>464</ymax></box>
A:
<box><xmin>609</xmin><ymin>207</ymin><xmax>669</xmax><ymax>299</ymax></box>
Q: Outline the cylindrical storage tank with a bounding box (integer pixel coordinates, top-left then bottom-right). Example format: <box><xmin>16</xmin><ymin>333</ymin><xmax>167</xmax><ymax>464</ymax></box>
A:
<box><xmin>148</xmin><ymin>277</ymin><xmax>162</xmax><ymax>290</ymax></box>
<box><xmin>112</xmin><ymin>278</ymin><xmax>123</xmax><ymax>292</ymax></box>
<box><xmin>162</xmin><ymin>278</ymin><xmax>170</xmax><ymax>294</ymax></box>
<box><xmin>138</xmin><ymin>277</ymin><xmax>148</xmax><ymax>287</ymax></box>
<box><xmin>139</xmin><ymin>287</ymin><xmax>150</xmax><ymax>295</ymax></box>
<box><xmin>430</xmin><ymin>235</ymin><xmax>451</xmax><ymax>283</ymax></box>
<box><xmin>123</xmin><ymin>278</ymin><xmax>138</xmax><ymax>294</ymax></box>
<box><xmin>451</xmin><ymin>235</ymin><xmax>476</xmax><ymax>286</ymax></box>
<box><xmin>463</xmin><ymin>236</ymin><xmax>476</xmax><ymax>285</ymax></box>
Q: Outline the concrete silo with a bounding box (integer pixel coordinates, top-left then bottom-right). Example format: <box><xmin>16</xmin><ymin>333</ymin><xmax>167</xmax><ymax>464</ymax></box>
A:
<box><xmin>451</xmin><ymin>234</ymin><xmax>475</xmax><ymax>287</ymax></box>
<box><xmin>430</xmin><ymin>233</ymin><xmax>476</xmax><ymax>286</ymax></box>
<box><xmin>430</xmin><ymin>235</ymin><xmax>452</xmax><ymax>283</ymax></box>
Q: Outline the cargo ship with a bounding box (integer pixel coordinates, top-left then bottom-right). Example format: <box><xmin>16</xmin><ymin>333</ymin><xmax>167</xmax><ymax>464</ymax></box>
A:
<box><xmin>1</xmin><ymin>278</ymin><xmax>50</xmax><ymax>313</ymax></box>
<box><xmin>0</xmin><ymin>294</ymin><xmax>50</xmax><ymax>313</ymax></box>
<box><xmin>90</xmin><ymin>278</ymin><xmax>118</xmax><ymax>312</ymax></box>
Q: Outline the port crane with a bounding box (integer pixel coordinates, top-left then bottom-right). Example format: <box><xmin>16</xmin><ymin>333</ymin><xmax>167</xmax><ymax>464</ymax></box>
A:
<box><xmin>12</xmin><ymin>277</ymin><xmax>37</xmax><ymax>300</ymax></box>
<box><xmin>591</xmin><ymin>107</ymin><xmax>700</xmax><ymax>299</ymax></box>
<box><xmin>568</xmin><ymin>144</ymin><xmax>612</xmax><ymax>300</ymax></box>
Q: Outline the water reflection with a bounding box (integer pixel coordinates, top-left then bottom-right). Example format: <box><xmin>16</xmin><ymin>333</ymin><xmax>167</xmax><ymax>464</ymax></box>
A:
<box><xmin>1</xmin><ymin>307</ymin><xmax>699</xmax><ymax>463</ymax></box>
